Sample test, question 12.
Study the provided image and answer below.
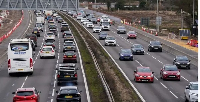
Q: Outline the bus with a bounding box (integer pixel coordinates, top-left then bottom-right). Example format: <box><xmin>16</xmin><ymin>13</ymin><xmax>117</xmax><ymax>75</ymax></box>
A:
<box><xmin>8</xmin><ymin>38</ymin><xmax>33</xmax><ymax>76</ymax></box>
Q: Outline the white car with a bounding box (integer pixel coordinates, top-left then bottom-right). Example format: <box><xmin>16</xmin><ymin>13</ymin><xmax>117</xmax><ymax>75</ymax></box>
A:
<box><xmin>93</xmin><ymin>26</ymin><xmax>101</xmax><ymax>33</ymax></box>
<box><xmin>81</xmin><ymin>18</ymin><xmax>88</xmax><ymax>23</ymax></box>
<box><xmin>83</xmin><ymin>21</ymin><xmax>90</xmax><ymax>25</ymax></box>
<box><xmin>184</xmin><ymin>82</ymin><xmax>198</xmax><ymax>102</ymax></box>
<box><xmin>40</xmin><ymin>46</ymin><xmax>55</xmax><ymax>59</ymax></box>
<box><xmin>77</xmin><ymin>15</ymin><xmax>82</xmax><ymax>20</ymax></box>
<box><xmin>45</xmin><ymin>32</ymin><xmax>55</xmax><ymax>41</ymax></box>
<box><xmin>53</xmin><ymin>13</ymin><xmax>58</xmax><ymax>17</ymax></box>
<box><xmin>104</xmin><ymin>36</ymin><xmax>116</xmax><ymax>46</ymax></box>
<box><xmin>101</xmin><ymin>22</ymin><xmax>111</xmax><ymax>31</ymax></box>
<box><xmin>86</xmin><ymin>22</ymin><xmax>94</xmax><ymax>28</ymax></box>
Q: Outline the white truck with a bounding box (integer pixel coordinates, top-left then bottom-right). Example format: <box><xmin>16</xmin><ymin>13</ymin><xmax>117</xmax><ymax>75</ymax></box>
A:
<box><xmin>36</xmin><ymin>16</ymin><xmax>45</xmax><ymax>25</ymax></box>
<box><xmin>45</xmin><ymin>10</ymin><xmax>53</xmax><ymax>16</ymax></box>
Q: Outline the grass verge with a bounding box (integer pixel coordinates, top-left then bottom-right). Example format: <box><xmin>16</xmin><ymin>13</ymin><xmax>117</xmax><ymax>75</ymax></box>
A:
<box><xmin>59</xmin><ymin>12</ymin><xmax>142</xmax><ymax>102</ymax></box>
<box><xmin>59</xmin><ymin>13</ymin><xmax>109</xmax><ymax>102</ymax></box>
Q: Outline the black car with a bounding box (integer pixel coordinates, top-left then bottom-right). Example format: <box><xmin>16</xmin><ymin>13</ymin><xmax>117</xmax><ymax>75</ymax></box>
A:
<box><xmin>56</xmin><ymin>65</ymin><xmax>79</xmax><ymax>85</ymax></box>
<box><xmin>131</xmin><ymin>44</ymin><xmax>144</xmax><ymax>55</ymax></box>
<box><xmin>148</xmin><ymin>41</ymin><xmax>162</xmax><ymax>52</ymax></box>
<box><xmin>32</xmin><ymin>28</ymin><xmax>40</xmax><ymax>37</ymax></box>
<box><xmin>56</xmin><ymin>86</ymin><xmax>82</xmax><ymax>102</ymax></box>
<box><xmin>63</xmin><ymin>31</ymin><xmax>73</xmax><ymax>38</ymax></box>
<box><xmin>99</xmin><ymin>32</ymin><xmax>108</xmax><ymax>40</ymax></box>
<box><xmin>58</xmin><ymin>18</ymin><xmax>63</xmax><ymax>23</ymax></box>
<box><xmin>173</xmin><ymin>55</ymin><xmax>191</xmax><ymax>69</ymax></box>
<box><xmin>25</xmin><ymin>34</ymin><xmax>37</xmax><ymax>47</ymax></box>
<box><xmin>91</xmin><ymin>18</ymin><xmax>97</xmax><ymax>24</ymax></box>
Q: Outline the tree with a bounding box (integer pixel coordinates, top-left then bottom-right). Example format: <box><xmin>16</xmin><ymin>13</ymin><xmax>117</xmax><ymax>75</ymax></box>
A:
<box><xmin>107</xmin><ymin>0</ymin><xmax>111</xmax><ymax>11</ymax></box>
<box><xmin>139</xmin><ymin>0</ymin><xmax>146</xmax><ymax>9</ymax></box>
<box><xmin>115</xmin><ymin>0</ymin><xmax>125</xmax><ymax>10</ymax></box>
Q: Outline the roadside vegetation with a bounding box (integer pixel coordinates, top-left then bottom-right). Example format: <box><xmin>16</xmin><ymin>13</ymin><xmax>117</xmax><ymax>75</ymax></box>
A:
<box><xmin>59</xmin><ymin>12</ymin><xmax>142</xmax><ymax>102</ymax></box>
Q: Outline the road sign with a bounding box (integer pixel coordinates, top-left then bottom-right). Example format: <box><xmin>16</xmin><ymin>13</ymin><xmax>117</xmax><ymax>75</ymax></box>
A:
<box><xmin>156</xmin><ymin>16</ymin><xmax>162</xmax><ymax>25</ymax></box>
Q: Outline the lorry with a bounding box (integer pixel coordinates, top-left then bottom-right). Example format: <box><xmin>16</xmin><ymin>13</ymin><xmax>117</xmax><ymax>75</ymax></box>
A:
<box><xmin>36</xmin><ymin>16</ymin><xmax>45</xmax><ymax>25</ymax></box>
<box><xmin>45</xmin><ymin>10</ymin><xmax>53</xmax><ymax>19</ymax></box>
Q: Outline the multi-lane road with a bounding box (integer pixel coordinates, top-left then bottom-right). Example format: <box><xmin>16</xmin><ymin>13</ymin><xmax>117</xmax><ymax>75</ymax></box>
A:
<box><xmin>67</xmin><ymin>10</ymin><xmax>198</xmax><ymax>102</ymax></box>
<box><xmin>0</xmin><ymin>10</ymin><xmax>89</xmax><ymax>102</ymax></box>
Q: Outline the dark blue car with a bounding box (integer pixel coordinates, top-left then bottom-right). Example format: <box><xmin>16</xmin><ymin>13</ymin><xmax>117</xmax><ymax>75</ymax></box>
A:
<box><xmin>119</xmin><ymin>49</ymin><xmax>133</xmax><ymax>61</ymax></box>
<box><xmin>99</xmin><ymin>32</ymin><xmax>108</xmax><ymax>40</ymax></box>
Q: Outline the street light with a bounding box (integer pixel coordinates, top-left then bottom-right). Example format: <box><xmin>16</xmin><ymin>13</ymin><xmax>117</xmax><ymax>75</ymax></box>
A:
<box><xmin>156</xmin><ymin>0</ymin><xmax>159</xmax><ymax>32</ymax></box>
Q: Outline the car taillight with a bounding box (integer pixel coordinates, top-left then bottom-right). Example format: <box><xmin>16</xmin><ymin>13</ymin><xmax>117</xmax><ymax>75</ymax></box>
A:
<box><xmin>8</xmin><ymin>59</ymin><xmax>11</xmax><ymax>68</ymax></box>
<box><xmin>75</xmin><ymin>74</ymin><xmax>77</xmax><ymax>77</ymax></box>
<box><xmin>40</xmin><ymin>50</ymin><xmax>43</xmax><ymax>53</ymax></box>
<box><xmin>57</xmin><ymin>74</ymin><xmax>60</xmax><ymax>78</ymax></box>
<box><xmin>52</xmin><ymin>45</ymin><xmax>55</xmax><ymax>47</ymax></box>
<box><xmin>30</xmin><ymin>58</ymin><xmax>33</xmax><ymax>67</ymax></box>
<box><xmin>52</xmin><ymin>50</ymin><xmax>54</xmax><ymax>52</ymax></box>
<box><xmin>73</xmin><ymin>55</ymin><xmax>76</xmax><ymax>58</ymax></box>
<box><xmin>31</xmin><ymin>96</ymin><xmax>35</xmax><ymax>99</ymax></box>
<box><xmin>63</xmin><ymin>55</ymin><xmax>67</xmax><ymax>58</ymax></box>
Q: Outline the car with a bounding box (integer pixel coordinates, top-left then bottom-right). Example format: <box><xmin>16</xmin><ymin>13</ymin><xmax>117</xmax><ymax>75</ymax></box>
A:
<box><xmin>56</xmin><ymin>16</ymin><xmax>61</xmax><ymax>21</ymax></box>
<box><xmin>117</xmin><ymin>26</ymin><xmax>126</xmax><ymax>34</ymax></box>
<box><xmin>119</xmin><ymin>49</ymin><xmax>133</xmax><ymax>61</ymax></box>
<box><xmin>131</xmin><ymin>44</ymin><xmax>144</xmax><ymax>55</ymax></box>
<box><xmin>173</xmin><ymin>55</ymin><xmax>191</xmax><ymax>69</ymax></box>
<box><xmin>63</xmin><ymin>51</ymin><xmax>77</xmax><ymax>63</ymax></box>
<box><xmin>31</xmin><ymin>40</ymin><xmax>36</xmax><ymax>51</ymax></box>
<box><xmin>73</xmin><ymin>13</ymin><xmax>77</xmax><ymax>18</ymax></box>
<box><xmin>86</xmin><ymin>22</ymin><xmax>94</xmax><ymax>28</ymax></box>
<box><xmin>63</xmin><ymin>31</ymin><xmax>73</xmax><ymax>38</ymax></box>
<box><xmin>184</xmin><ymin>82</ymin><xmax>198</xmax><ymax>102</ymax></box>
<box><xmin>134</xmin><ymin>67</ymin><xmax>154</xmax><ymax>83</ymax></box>
<box><xmin>57</xmin><ymin>18</ymin><xmax>63</xmax><ymax>23</ymax></box>
<box><xmin>104</xmin><ymin>36</ymin><xmax>116</xmax><ymax>46</ymax></box>
<box><xmin>93</xmin><ymin>26</ymin><xmax>101</xmax><ymax>33</ymax></box>
<box><xmin>61</xmin><ymin>22</ymin><xmax>67</xmax><ymax>25</ymax></box>
<box><xmin>35</xmin><ymin>23</ymin><xmax>43</xmax><ymax>32</ymax></box>
<box><xmin>44</xmin><ymin>32</ymin><xmax>55</xmax><ymax>41</ymax></box>
<box><xmin>127</xmin><ymin>31</ymin><xmax>137</xmax><ymax>39</ymax></box>
<box><xmin>160</xmin><ymin>64</ymin><xmax>180</xmax><ymax>81</ymax></box>
<box><xmin>81</xmin><ymin>18</ymin><xmax>88</xmax><ymax>23</ymax></box>
<box><xmin>83</xmin><ymin>21</ymin><xmax>90</xmax><ymax>25</ymax></box>
<box><xmin>56</xmin><ymin>86</ymin><xmax>82</xmax><ymax>102</ymax></box>
<box><xmin>32</xmin><ymin>28</ymin><xmax>40</xmax><ymax>37</ymax></box>
<box><xmin>43</xmin><ymin>41</ymin><xmax>56</xmax><ymax>50</ymax></box>
<box><xmin>40</xmin><ymin>46</ymin><xmax>55</xmax><ymax>59</ymax></box>
<box><xmin>100</xmin><ymin>22</ymin><xmax>111</xmax><ymax>31</ymax></box>
<box><xmin>98</xmin><ymin>32</ymin><xmax>108</xmax><ymax>40</ymax></box>
<box><xmin>63</xmin><ymin>41</ymin><xmax>76</xmax><ymax>52</ymax></box>
<box><xmin>53</xmin><ymin>13</ymin><xmax>58</xmax><ymax>17</ymax></box>
<box><xmin>56</xmin><ymin>65</ymin><xmax>79</xmax><ymax>85</ymax></box>
<box><xmin>148</xmin><ymin>41</ymin><xmax>162</xmax><ymax>52</ymax></box>
<box><xmin>61</xmin><ymin>24</ymin><xmax>69</xmax><ymax>32</ymax></box>
<box><xmin>48</xmin><ymin>24</ymin><xmax>57</xmax><ymax>36</ymax></box>
<box><xmin>77</xmin><ymin>15</ymin><xmax>83</xmax><ymax>20</ymax></box>
<box><xmin>97</xmin><ymin>17</ymin><xmax>101</xmax><ymax>22</ymax></box>
<box><xmin>25</xmin><ymin>34</ymin><xmax>38</xmax><ymax>47</ymax></box>
<box><xmin>48</xmin><ymin>20</ymin><xmax>55</xmax><ymax>24</ymax></box>
<box><xmin>91</xmin><ymin>18</ymin><xmax>97</xmax><ymax>24</ymax></box>
<box><xmin>12</xmin><ymin>87</ymin><xmax>41</xmax><ymax>102</ymax></box>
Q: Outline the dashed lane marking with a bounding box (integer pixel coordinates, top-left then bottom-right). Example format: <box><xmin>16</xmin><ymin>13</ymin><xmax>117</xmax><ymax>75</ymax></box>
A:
<box><xmin>181</xmin><ymin>76</ymin><xmax>189</xmax><ymax>82</ymax></box>
<box><xmin>160</xmin><ymin>82</ymin><xmax>167</xmax><ymax>89</ymax></box>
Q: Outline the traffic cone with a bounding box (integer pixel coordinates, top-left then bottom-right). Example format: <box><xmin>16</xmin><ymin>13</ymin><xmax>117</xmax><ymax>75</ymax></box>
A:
<box><xmin>155</xmin><ymin>32</ymin><xmax>158</xmax><ymax>36</ymax></box>
<box><xmin>151</xmin><ymin>31</ymin><xmax>152</xmax><ymax>34</ymax></box>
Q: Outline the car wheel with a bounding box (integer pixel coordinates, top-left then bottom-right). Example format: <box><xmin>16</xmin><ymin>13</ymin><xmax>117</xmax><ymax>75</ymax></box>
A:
<box><xmin>57</xmin><ymin>82</ymin><xmax>60</xmax><ymax>86</ymax></box>
<box><xmin>9</xmin><ymin>73</ymin><xmax>13</xmax><ymax>76</ymax></box>
<box><xmin>33</xmin><ymin>48</ymin><xmax>35</xmax><ymax>51</ymax></box>
<box><xmin>185</xmin><ymin>95</ymin><xmax>189</xmax><ymax>102</ymax></box>
<box><xmin>119</xmin><ymin>57</ymin><xmax>121</xmax><ymax>61</ymax></box>
<box><xmin>39</xmin><ymin>35</ymin><xmax>40</xmax><ymax>37</ymax></box>
<box><xmin>160</xmin><ymin>73</ymin><xmax>162</xmax><ymax>79</ymax></box>
<box><xmin>40</xmin><ymin>56</ymin><xmax>43</xmax><ymax>59</ymax></box>
<box><xmin>29</xmin><ymin>72</ymin><xmax>33</xmax><ymax>75</ymax></box>
<box><xmin>160</xmin><ymin>49</ymin><xmax>162</xmax><ymax>52</ymax></box>
<box><xmin>188</xmin><ymin>67</ymin><xmax>190</xmax><ymax>69</ymax></box>
<box><xmin>130</xmin><ymin>58</ymin><xmax>133</xmax><ymax>61</ymax></box>
<box><xmin>127</xmin><ymin>37</ymin><xmax>129</xmax><ymax>39</ymax></box>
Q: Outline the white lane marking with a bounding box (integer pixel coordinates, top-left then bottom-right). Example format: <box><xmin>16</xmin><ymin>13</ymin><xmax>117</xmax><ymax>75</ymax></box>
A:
<box><xmin>158</xmin><ymin>60</ymin><xmax>163</xmax><ymax>64</ymax></box>
<box><xmin>169</xmin><ymin>91</ymin><xmax>178</xmax><ymax>98</ymax></box>
<box><xmin>181</xmin><ymin>76</ymin><xmax>189</xmax><ymax>82</ymax></box>
<box><xmin>152</xmin><ymin>56</ymin><xmax>156</xmax><ymax>59</ymax></box>
<box><xmin>12</xmin><ymin>84</ymin><xmax>14</xmax><ymax>86</ymax></box>
<box><xmin>154</xmin><ymin>76</ymin><xmax>158</xmax><ymax>80</ymax></box>
<box><xmin>55</xmin><ymin>74</ymin><xmax>57</xmax><ymax>80</ymax></box>
<box><xmin>53</xmin><ymin>81</ymin><xmax>56</xmax><ymax>88</ymax></box>
<box><xmin>56</xmin><ymin>60</ymin><xmax>58</xmax><ymax>64</ymax></box>
<box><xmin>135</xmin><ymin>60</ymin><xmax>143</xmax><ymax>66</ymax></box>
<box><xmin>160</xmin><ymin>82</ymin><xmax>167</xmax><ymax>89</ymax></box>
<box><xmin>21</xmin><ymin>76</ymin><xmax>28</xmax><ymax>88</ymax></box>
<box><xmin>51</xmin><ymin>99</ymin><xmax>53</xmax><ymax>102</ymax></box>
<box><xmin>52</xmin><ymin>89</ymin><xmax>55</xmax><ymax>96</ymax></box>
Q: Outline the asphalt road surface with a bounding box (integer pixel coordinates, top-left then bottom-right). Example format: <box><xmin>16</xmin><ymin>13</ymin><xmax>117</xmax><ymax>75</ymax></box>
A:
<box><xmin>68</xmin><ymin>12</ymin><xmax>198</xmax><ymax>102</ymax></box>
<box><xmin>0</xmin><ymin>12</ymin><xmax>89</xmax><ymax>102</ymax></box>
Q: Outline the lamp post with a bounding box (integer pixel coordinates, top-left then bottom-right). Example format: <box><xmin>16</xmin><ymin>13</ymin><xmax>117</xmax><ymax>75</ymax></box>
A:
<box><xmin>156</xmin><ymin>0</ymin><xmax>159</xmax><ymax>32</ymax></box>
<box><xmin>193</xmin><ymin>0</ymin><xmax>194</xmax><ymax>25</ymax></box>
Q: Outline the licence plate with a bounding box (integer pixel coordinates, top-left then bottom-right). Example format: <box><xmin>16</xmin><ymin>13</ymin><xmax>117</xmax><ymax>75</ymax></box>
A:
<box><xmin>64</xmin><ymin>76</ymin><xmax>70</xmax><ymax>77</ymax></box>
<box><xmin>49</xmin><ymin>36</ymin><xmax>52</xmax><ymax>37</ymax></box>
<box><xmin>137</xmin><ymin>51</ymin><xmax>140</xmax><ymax>52</ymax></box>
<box><xmin>141</xmin><ymin>80</ymin><xmax>148</xmax><ymax>81</ymax></box>
<box><xmin>181</xmin><ymin>65</ymin><xmax>186</xmax><ymax>67</ymax></box>
<box><xmin>67</xmin><ymin>47</ymin><xmax>71</xmax><ymax>48</ymax></box>
<box><xmin>169</xmin><ymin>76</ymin><xmax>175</xmax><ymax>77</ymax></box>
<box><xmin>46</xmin><ymin>52</ymin><xmax>49</xmax><ymax>53</ymax></box>
<box><xmin>125</xmin><ymin>57</ymin><xmax>129</xmax><ymax>59</ymax></box>
<box><xmin>65</xmin><ymin>96</ymin><xmax>72</xmax><ymax>98</ymax></box>
<box><xmin>34</xmin><ymin>31</ymin><xmax>37</xmax><ymax>33</ymax></box>
<box><xmin>68</xmin><ymin>56</ymin><xmax>72</xmax><ymax>57</ymax></box>
<box><xmin>18</xmin><ymin>69</ymin><xmax>23</xmax><ymax>71</ymax></box>
<box><xmin>154</xmin><ymin>48</ymin><xmax>158</xmax><ymax>49</ymax></box>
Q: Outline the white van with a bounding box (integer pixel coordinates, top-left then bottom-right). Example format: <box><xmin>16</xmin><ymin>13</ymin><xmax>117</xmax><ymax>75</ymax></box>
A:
<box><xmin>36</xmin><ymin>16</ymin><xmax>45</xmax><ymax>25</ymax></box>
<box><xmin>8</xmin><ymin>39</ymin><xmax>33</xmax><ymax>76</ymax></box>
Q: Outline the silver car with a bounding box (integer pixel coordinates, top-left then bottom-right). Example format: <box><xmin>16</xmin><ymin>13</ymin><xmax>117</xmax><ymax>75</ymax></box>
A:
<box><xmin>117</xmin><ymin>26</ymin><xmax>126</xmax><ymax>34</ymax></box>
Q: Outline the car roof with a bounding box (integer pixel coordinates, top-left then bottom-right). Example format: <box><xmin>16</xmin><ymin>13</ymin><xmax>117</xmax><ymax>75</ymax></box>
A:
<box><xmin>106</xmin><ymin>36</ymin><xmax>114</xmax><ymax>38</ymax></box>
<box><xmin>64</xmin><ymin>51</ymin><xmax>75</xmax><ymax>53</ymax></box>
<box><xmin>190</xmin><ymin>82</ymin><xmax>198</xmax><ymax>84</ymax></box>
<box><xmin>176</xmin><ymin>55</ymin><xmax>187</xmax><ymax>57</ymax></box>
<box><xmin>60</xmin><ymin>86</ymin><xmax>77</xmax><ymax>90</ymax></box>
<box><xmin>137</xmin><ymin>66</ymin><xmax>150</xmax><ymax>69</ymax></box>
<box><xmin>17</xmin><ymin>87</ymin><xmax>35</xmax><ymax>91</ymax></box>
<box><xmin>42</xmin><ymin>46</ymin><xmax>53</xmax><ymax>48</ymax></box>
<box><xmin>65</xmin><ymin>41</ymin><xmax>74</xmax><ymax>43</ymax></box>
<box><xmin>133</xmin><ymin>44</ymin><xmax>141</xmax><ymax>46</ymax></box>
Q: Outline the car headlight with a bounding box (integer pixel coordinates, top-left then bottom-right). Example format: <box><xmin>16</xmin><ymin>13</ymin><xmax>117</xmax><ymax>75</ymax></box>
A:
<box><xmin>130</xmin><ymin>54</ymin><xmax>133</xmax><ymax>56</ymax></box>
<box><xmin>151</xmin><ymin>46</ymin><xmax>154</xmax><ymax>47</ymax></box>
<box><xmin>176</xmin><ymin>72</ymin><xmax>180</xmax><ymax>75</ymax></box>
<box><xmin>163</xmin><ymin>72</ymin><xmax>168</xmax><ymax>74</ymax></box>
<box><xmin>141</xmin><ymin>49</ymin><xmax>144</xmax><ymax>51</ymax></box>
<box><xmin>135</xmin><ymin>74</ymin><xmax>139</xmax><ymax>77</ymax></box>
<box><xmin>176</xmin><ymin>62</ymin><xmax>180</xmax><ymax>64</ymax></box>
<box><xmin>187</xmin><ymin>62</ymin><xmax>190</xmax><ymax>64</ymax></box>
<box><xmin>120</xmin><ymin>54</ymin><xmax>124</xmax><ymax>56</ymax></box>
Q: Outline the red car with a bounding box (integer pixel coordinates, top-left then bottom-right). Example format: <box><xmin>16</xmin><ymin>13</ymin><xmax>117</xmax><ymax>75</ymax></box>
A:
<box><xmin>127</xmin><ymin>31</ymin><xmax>137</xmax><ymax>39</ymax></box>
<box><xmin>134</xmin><ymin>67</ymin><xmax>154</xmax><ymax>83</ymax></box>
<box><xmin>97</xmin><ymin>17</ymin><xmax>101</xmax><ymax>22</ymax></box>
<box><xmin>160</xmin><ymin>64</ymin><xmax>180</xmax><ymax>81</ymax></box>
<box><xmin>63</xmin><ymin>51</ymin><xmax>77</xmax><ymax>63</ymax></box>
<box><xmin>12</xmin><ymin>87</ymin><xmax>41</xmax><ymax>102</ymax></box>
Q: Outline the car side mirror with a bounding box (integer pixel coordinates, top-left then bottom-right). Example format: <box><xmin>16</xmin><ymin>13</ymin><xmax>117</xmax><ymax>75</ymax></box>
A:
<box><xmin>56</xmin><ymin>91</ymin><xmax>59</xmax><ymax>93</ymax></box>
<box><xmin>161</xmin><ymin>43</ymin><xmax>162</xmax><ymax>45</ymax></box>
<box><xmin>152</xmin><ymin>72</ymin><xmax>154</xmax><ymax>74</ymax></box>
<box><xmin>185</xmin><ymin>85</ymin><xmax>189</xmax><ymax>89</ymax></box>
<box><xmin>179</xmin><ymin>69</ymin><xmax>180</xmax><ymax>72</ymax></box>
<box><xmin>110</xmin><ymin>25</ymin><xmax>111</xmax><ymax>26</ymax></box>
<box><xmin>189</xmin><ymin>60</ymin><xmax>191</xmax><ymax>62</ymax></box>
<box><xmin>134</xmin><ymin>70</ymin><xmax>137</xmax><ymax>73</ymax></box>
<box><xmin>12</xmin><ymin>92</ymin><xmax>15</xmax><ymax>94</ymax></box>
<box><xmin>79</xmin><ymin>90</ymin><xmax>82</xmax><ymax>93</ymax></box>
<box><xmin>55</xmin><ymin>68</ymin><xmax>58</xmax><ymax>70</ymax></box>
<box><xmin>76</xmin><ymin>68</ymin><xmax>79</xmax><ymax>70</ymax></box>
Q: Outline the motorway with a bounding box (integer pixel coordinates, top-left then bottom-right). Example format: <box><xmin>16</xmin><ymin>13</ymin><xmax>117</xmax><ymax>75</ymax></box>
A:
<box><xmin>67</xmin><ymin>11</ymin><xmax>198</xmax><ymax>102</ymax></box>
<box><xmin>0</xmin><ymin>11</ymin><xmax>88</xmax><ymax>102</ymax></box>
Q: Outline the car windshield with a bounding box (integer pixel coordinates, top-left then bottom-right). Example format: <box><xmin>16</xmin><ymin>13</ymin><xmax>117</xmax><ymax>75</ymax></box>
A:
<box><xmin>100</xmin><ymin>32</ymin><xmax>107</xmax><ymax>35</ymax></box>
<box><xmin>94</xmin><ymin>26</ymin><xmax>100</xmax><ymax>29</ymax></box>
<box><xmin>102</xmin><ymin>22</ymin><xmax>110</xmax><ymax>25</ymax></box>
<box><xmin>47</xmin><ymin>33</ymin><xmax>54</xmax><ymax>35</ymax></box>
<box><xmin>60</xmin><ymin>89</ymin><xmax>77</xmax><ymax>94</ymax></box>
<box><xmin>121</xmin><ymin>49</ymin><xmax>132</xmax><ymax>54</ymax></box>
<box><xmin>42</xmin><ymin>48</ymin><xmax>52</xmax><ymax>51</ymax></box>
<box><xmin>91</xmin><ymin>18</ymin><xmax>96</xmax><ymax>21</ymax></box>
<box><xmin>165</xmin><ymin>65</ymin><xmax>178</xmax><ymax>71</ymax></box>
<box><xmin>106</xmin><ymin>37</ymin><xmax>115</xmax><ymax>40</ymax></box>
<box><xmin>49</xmin><ymin>25</ymin><xmax>56</xmax><ymax>27</ymax></box>
<box><xmin>17</xmin><ymin>91</ymin><xmax>34</xmax><ymax>96</ymax></box>
<box><xmin>65</xmin><ymin>52</ymin><xmax>75</xmax><ymax>56</ymax></box>
<box><xmin>36</xmin><ymin>24</ymin><xmax>42</xmax><ymax>27</ymax></box>
<box><xmin>58</xmin><ymin>18</ymin><xmax>63</xmax><ymax>20</ymax></box>
<box><xmin>10</xmin><ymin>43</ymin><xmax>29</xmax><ymax>51</ymax></box>
<box><xmin>64</xmin><ymin>42</ymin><xmax>74</xmax><ymax>45</ymax></box>
<box><xmin>190</xmin><ymin>84</ymin><xmax>198</xmax><ymax>90</ymax></box>
<box><xmin>45</xmin><ymin>42</ymin><xmax>53</xmax><ymax>45</ymax></box>
<box><xmin>151</xmin><ymin>41</ymin><xmax>161</xmax><ymax>45</ymax></box>
<box><xmin>62</xmin><ymin>25</ymin><xmax>68</xmax><ymax>27</ymax></box>
<box><xmin>87</xmin><ymin>22</ymin><xmax>93</xmax><ymax>24</ymax></box>
<box><xmin>118</xmin><ymin>26</ymin><xmax>125</xmax><ymax>29</ymax></box>
<box><xmin>138</xmin><ymin>68</ymin><xmax>151</xmax><ymax>72</ymax></box>
<box><xmin>33</xmin><ymin>29</ymin><xmax>38</xmax><ymax>31</ymax></box>
<box><xmin>177</xmin><ymin>56</ymin><xmax>188</xmax><ymax>61</ymax></box>
<box><xmin>129</xmin><ymin>31</ymin><xmax>136</xmax><ymax>34</ymax></box>
<box><xmin>134</xmin><ymin>44</ymin><xmax>143</xmax><ymax>48</ymax></box>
